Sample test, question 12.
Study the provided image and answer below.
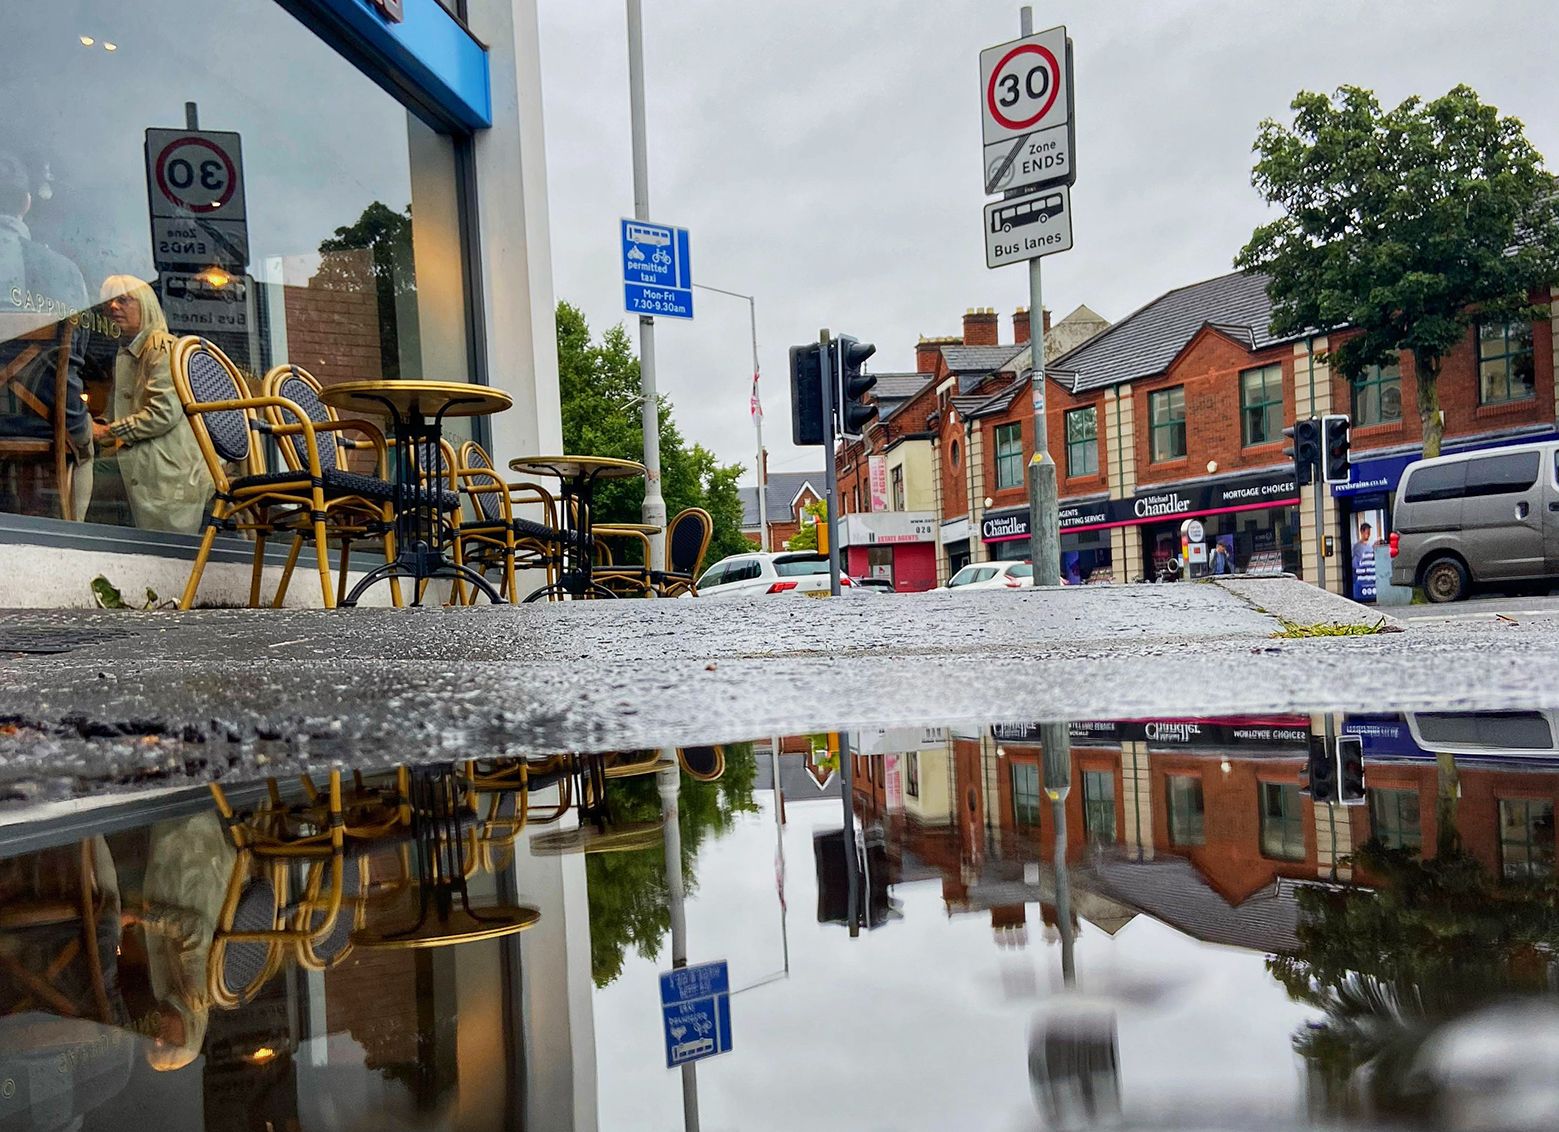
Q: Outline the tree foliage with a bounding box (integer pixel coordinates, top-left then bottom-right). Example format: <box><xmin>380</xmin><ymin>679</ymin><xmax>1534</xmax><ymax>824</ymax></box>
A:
<box><xmin>317</xmin><ymin>201</ymin><xmax>416</xmax><ymax>380</ymax></box>
<box><xmin>556</xmin><ymin>301</ymin><xmax>751</xmax><ymax>565</ymax></box>
<box><xmin>785</xmin><ymin>499</ymin><xmax>827</xmax><ymax>551</ymax></box>
<box><xmin>584</xmin><ymin>744</ymin><xmax>759</xmax><ymax>986</ymax></box>
<box><xmin>1236</xmin><ymin>85</ymin><xmax>1559</xmax><ymax>457</ymax></box>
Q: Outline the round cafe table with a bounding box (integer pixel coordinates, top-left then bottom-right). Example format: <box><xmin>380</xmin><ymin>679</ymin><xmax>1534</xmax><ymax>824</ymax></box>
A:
<box><xmin>508</xmin><ymin>455</ymin><xmax>647</xmax><ymax>601</ymax></box>
<box><xmin>320</xmin><ymin>381</ymin><xmax>512</xmax><ymax>607</ymax></box>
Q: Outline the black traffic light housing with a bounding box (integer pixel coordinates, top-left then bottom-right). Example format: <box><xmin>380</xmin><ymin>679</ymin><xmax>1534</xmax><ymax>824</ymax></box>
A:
<box><xmin>1304</xmin><ymin>735</ymin><xmax>1337</xmax><ymax>803</ymax></box>
<box><xmin>790</xmin><ymin>344</ymin><xmax>825</xmax><ymax>446</ymax></box>
<box><xmin>834</xmin><ymin>335</ymin><xmax>878</xmax><ymax>440</ymax></box>
<box><xmin>1321</xmin><ymin>414</ymin><xmax>1351</xmax><ymax>485</ymax></box>
<box><xmin>1283</xmin><ymin>417</ymin><xmax>1321</xmax><ymax>487</ymax></box>
<box><xmin>1337</xmin><ymin>735</ymin><xmax>1366</xmax><ymax>804</ymax></box>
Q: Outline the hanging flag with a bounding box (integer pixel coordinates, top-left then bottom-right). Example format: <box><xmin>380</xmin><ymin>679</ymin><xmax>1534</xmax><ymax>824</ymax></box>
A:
<box><xmin>750</xmin><ymin>370</ymin><xmax>763</xmax><ymax>419</ymax></box>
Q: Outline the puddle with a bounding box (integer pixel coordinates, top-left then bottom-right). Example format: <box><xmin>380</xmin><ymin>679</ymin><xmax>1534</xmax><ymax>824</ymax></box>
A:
<box><xmin>2</xmin><ymin>711</ymin><xmax>1558</xmax><ymax>1129</ymax></box>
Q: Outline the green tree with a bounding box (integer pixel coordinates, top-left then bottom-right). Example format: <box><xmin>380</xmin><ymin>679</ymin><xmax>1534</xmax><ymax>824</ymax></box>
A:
<box><xmin>555</xmin><ymin>301</ymin><xmax>750</xmax><ymax>565</ymax></box>
<box><xmin>585</xmin><ymin>744</ymin><xmax>759</xmax><ymax>986</ymax></box>
<box><xmin>1236</xmin><ymin>85</ymin><xmax>1559</xmax><ymax>457</ymax></box>
<box><xmin>785</xmin><ymin>499</ymin><xmax>827</xmax><ymax>551</ymax></box>
<box><xmin>317</xmin><ymin>201</ymin><xmax>417</xmax><ymax>380</ymax></box>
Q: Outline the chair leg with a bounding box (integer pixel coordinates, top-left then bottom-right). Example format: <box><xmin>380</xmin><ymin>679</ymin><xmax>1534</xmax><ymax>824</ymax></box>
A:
<box><xmin>273</xmin><ymin>533</ymin><xmax>304</xmax><ymax>608</ymax></box>
<box><xmin>504</xmin><ymin>544</ymin><xmax>519</xmax><ymax>604</ymax></box>
<box><xmin>337</xmin><ymin>539</ymin><xmax>352</xmax><ymax>606</ymax></box>
<box><xmin>248</xmin><ymin>530</ymin><xmax>269</xmax><ymax>608</ymax></box>
<box><xmin>56</xmin><ymin>449</ymin><xmax>74</xmax><ymax>522</ymax></box>
<box><xmin>380</xmin><ymin>503</ymin><xmax>403</xmax><ymax>609</ymax></box>
<box><xmin>179</xmin><ymin>504</ymin><xmax>225</xmax><ymax>610</ymax></box>
<box><xmin>312</xmin><ymin>517</ymin><xmax>336</xmax><ymax>610</ymax></box>
<box><xmin>449</xmin><ymin>521</ymin><xmax>469</xmax><ymax>606</ymax></box>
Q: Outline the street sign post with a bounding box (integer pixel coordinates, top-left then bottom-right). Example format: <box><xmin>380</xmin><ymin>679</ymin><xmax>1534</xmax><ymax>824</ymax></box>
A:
<box><xmin>621</xmin><ymin>219</ymin><xmax>694</xmax><ymax>320</ymax></box>
<box><xmin>980</xmin><ymin>25</ymin><xmax>1072</xmax><ymax>195</ymax></box>
<box><xmin>659</xmin><ymin>960</ymin><xmax>731</xmax><ymax>1068</ymax></box>
<box><xmin>145</xmin><ymin>128</ymin><xmax>249</xmax><ymax>272</ymax></box>
<box><xmin>984</xmin><ymin>183</ymin><xmax>1073</xmax><ymax>268</ymax></box>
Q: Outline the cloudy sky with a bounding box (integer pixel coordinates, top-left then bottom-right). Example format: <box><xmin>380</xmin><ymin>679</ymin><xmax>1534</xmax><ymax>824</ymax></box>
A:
<box><xmin>537</xmin><ymin>1</ymin><xmax>1559</xmax><ymax>486</ymax></box>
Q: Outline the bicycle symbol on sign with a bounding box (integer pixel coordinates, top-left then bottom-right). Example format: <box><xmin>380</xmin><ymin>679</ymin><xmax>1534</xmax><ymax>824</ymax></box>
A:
<box><xmin>651</xmin><ymin>248</ymin><xmax>671</xmax><ymax>266</ymax></box>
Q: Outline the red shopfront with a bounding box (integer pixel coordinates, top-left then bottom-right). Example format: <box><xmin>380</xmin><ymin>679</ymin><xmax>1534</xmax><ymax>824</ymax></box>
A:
<box><xmin>839</xmin><ymin>512</ymin><xmax>940</xmax><ymax>591</ymax></box>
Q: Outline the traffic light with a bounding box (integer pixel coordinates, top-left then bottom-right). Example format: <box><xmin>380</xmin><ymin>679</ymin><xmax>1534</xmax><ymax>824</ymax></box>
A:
<box><xmin>1337</xmin><ymin>735</ymin><xmax>1365</xmax><ymax>804</ymax></box>
<box><xmin>1283</xmin><ymin>417</ymin><xmax>1321</xmax><ymax>486</ymax></box>
<box><xmin>1321</xmin><ymin>414</ymin><xmax>1351</xmax><ymax>484</ymax></box>
<box><xmin>834</xmin><ymin>335</ymin><xmax>878</xmax><ymax>440</ymax></box>
<box><xmin>1305</xmin><ymin>735</ymin><xmax>1337</xmax><ymax>803</ymax></box>
<box><xmin>790</xmin><ymin>344</ymin><xmax>825</xmax><ymax>446</ymax></box>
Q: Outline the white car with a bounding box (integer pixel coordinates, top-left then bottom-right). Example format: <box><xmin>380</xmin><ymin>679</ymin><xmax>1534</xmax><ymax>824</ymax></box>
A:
<box><xmin>942</xmin><ymin>561</ymin><xmax>1034</xmax><ymax>590</ymax></box>
<box><xmin>695</xmin><ymin>551</ymin><xmax>857</xmax><ymax>599</ymax></box>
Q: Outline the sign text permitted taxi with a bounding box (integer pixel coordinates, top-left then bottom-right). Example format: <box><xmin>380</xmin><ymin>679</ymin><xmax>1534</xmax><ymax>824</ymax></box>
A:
<box><xmin>984</xmin><ymin>185</ymin><xmax>1073</xmax><ymax>269</ymax></box>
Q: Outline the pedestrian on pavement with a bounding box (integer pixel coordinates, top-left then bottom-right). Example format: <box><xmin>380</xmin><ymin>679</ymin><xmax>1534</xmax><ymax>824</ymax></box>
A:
<box><xmin>1209</xmin><ymin>542</ymin><xmax>1232</xmax><ymax>576</ymax></box>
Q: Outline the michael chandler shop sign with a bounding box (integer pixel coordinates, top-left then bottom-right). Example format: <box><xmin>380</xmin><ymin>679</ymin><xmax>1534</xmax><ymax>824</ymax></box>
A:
<box><xmin>1079</xmin><ymin>468</ymin><xmax>1298</xmax><ymax>533</ymax></box>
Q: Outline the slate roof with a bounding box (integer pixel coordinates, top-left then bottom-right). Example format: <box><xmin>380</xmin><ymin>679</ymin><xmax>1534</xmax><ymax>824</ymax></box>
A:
<box><xmin>942</xmin><ymin>344</ymin><xmax>1026</xmax><ymax>394</ymax></box>
<box><xmin>740</xmin><ymin>469</ymin><xmax>824</xmax><ymax>528</ymax></box>
<box><xmin>1003</xmin><ymin>304</ymin><xmax>1113</xmax><ymax>375</ymax></box>
<box><xmin>1083</xmin><ymin>853</ymin><xmax>1302</xmax><ymax>954</ymax></box>
<box><xmin>1048</xmin><ymin>271</ymin><xmax>1304</xmax><ymax>394</ymax></box>
<box><xmin>871</xmin><ymin>371</ymin><xmax>934</xmax><ymax>420</ymax></box>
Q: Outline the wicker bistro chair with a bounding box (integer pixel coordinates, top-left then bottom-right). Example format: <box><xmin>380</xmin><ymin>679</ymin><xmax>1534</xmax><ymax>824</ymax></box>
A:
<box><xmin>172</xmin><ymin>338</ymin><xmax>405</xmax><ymax>610</ymax></box>
<box><xmin>259</xmin><ymin>364</ymin><xmax>403</xmax><ymax>608</ymax></box>
<box><xmin>593</xmin><ymin>507</ymin><xmax>713</xmax><ymax>598</ymax></box>
<box><xmin>0</xmin><ymin>314</ymin><xmax>82</xmax><ymax>520</ymax></box>
<box><xmin>453</xmin><ymin>440</ymin><xmax>568</xmax><ymax>602</ymax></box>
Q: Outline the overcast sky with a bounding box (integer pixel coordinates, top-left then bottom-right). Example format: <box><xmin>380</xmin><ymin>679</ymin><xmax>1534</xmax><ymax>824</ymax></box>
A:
<box><xmin>537</xmin><ymin>1</ymin><xmax>1559</xmax><ymax>487</ymax></box>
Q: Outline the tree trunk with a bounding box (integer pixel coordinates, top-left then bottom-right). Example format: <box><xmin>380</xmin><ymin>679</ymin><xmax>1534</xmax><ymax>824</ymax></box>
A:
<box><xmin>1415</xmin><ymin>351</ymin><xmax>1444</xmax><ymax>459</ymax></box>
<box><xmin>1435</xmin><ymin>751</ymin><xmax>1460</xmax><ymax>858</ymax></box>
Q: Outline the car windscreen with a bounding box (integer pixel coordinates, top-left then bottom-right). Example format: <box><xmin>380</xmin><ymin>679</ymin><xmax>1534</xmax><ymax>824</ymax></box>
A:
<box><xmin>773</xmin><ymin>555</ymin><xmax>828</xmax><ymax>577</ymax></box>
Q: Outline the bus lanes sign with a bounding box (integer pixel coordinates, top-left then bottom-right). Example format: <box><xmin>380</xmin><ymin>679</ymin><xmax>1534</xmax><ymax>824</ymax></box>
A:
<box><xmin>984</xmin><ymin>184</ymin><xmax>1073</xmax><ymax>269</ymax></box>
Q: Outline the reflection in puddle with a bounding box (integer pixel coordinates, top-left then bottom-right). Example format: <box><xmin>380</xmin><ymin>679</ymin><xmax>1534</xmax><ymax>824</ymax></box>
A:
<box><xmin>3</xmin><ymin>715</ymin><xmax>1559</xmax><ymax>1129</ymax></box>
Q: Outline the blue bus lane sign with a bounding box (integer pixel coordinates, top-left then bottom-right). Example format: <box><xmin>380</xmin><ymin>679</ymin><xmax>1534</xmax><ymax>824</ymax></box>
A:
<box><xmin>659</xmin><ymin>960</ymin><xmax>731</xmax><ymax>1068</ymax></box>
<box><xmin>622</xmin><ymin>219</ymin><xmax>694</xmax><ymax>319</ymax></box>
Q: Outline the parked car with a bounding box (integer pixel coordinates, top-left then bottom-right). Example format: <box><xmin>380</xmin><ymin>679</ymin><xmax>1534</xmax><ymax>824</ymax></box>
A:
<box><xmin>853</xmin><ymin>577</ymin><xmax>896</xmax><ymax>594</ymax></box>
<box><xmin>1389</xmin><ymin>441</ymin><xmax>1559</xmax><ymax>602</ymax></box>
<box><xmin>941</xmin><ymin>561</ymin><xmax>1034</xmax><ymax>590</ymax></box>
<box><xmin>694</xmin><ymin>551</ymin><xmax>857</xmax><ymax>599</ymax></box>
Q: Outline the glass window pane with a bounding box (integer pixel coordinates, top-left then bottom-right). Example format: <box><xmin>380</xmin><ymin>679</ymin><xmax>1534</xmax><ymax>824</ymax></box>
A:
<box><xmin>1259</xmin><ymin>782</ymin><xmax>1305</xmax><ymax>861</ymax></box>
<box><xmin>1167</xmin><ymin>774</ymin><xmax>1205</xmax><ymax>846</ymax></box>
<box><xmin>1465</xmin><ymin>452</ymin><xmax>1540</xmax><ymax>497</ymax></box>
<box><xmin>1012</xmin><ymin>762</ymin><xmax>1039</xmax><ymax>830</ymax></box>
<box><xmin>1402</xmin><ymin>462</ymin><xmax>1467</xmax><ymax>503</ymax></box>
<box><xmin>1083</xmin><ymin>770</ymin><xmax>1116</xmax><ymax>844</ymax></box>
<box><xmin>1368</xmin><ymin>787</ymin><xmax>1422</xmax><ymax>852</ymax></box>
<box><xmin>1500</xmin><ymin>799</ymin><xmax>1555</xmax><ymax>880</ymax></box>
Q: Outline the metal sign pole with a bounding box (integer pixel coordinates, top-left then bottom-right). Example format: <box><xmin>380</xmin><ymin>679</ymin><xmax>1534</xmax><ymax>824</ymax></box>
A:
<box><xmin>820</xmin><ymin>328</ymin><xmax>842</xmax><ymax>596</ymax></box>
<box><xmin>627</xmin><ymin>0</ymin><xmax>667</xmax><ymax>573</ymax></box>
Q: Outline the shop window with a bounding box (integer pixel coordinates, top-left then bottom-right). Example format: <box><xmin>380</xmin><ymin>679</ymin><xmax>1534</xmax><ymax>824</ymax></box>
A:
<box><xmin>1259</xmin><ymin>782</ymin><xmax>1305</xmax><ymax>861</ymax></box>
<box><xmin>1368</xmin><ymin>787</ymin><xmax>1422</xmax><ymax>853</ymax></box>
<box><xmin>1499</xmin><ymin>798</ymin><xmax>1555</xmax><ymax>880</ymax></box>
<box><xmin>1082</xmin><ymin>770</ymin><xmax>1116</xmax><ymax>844</ymax></box>
<box><xmin>1066</xmin><ymin>406</ymin><xmax>1097</xmax><ymax>477</ymax></box>
<box><xmin>1352</xmin><ymin>361</ymin><xmax>1402</xmax><ymax>426</ymax></box>
<box><xmin>891</xmin><ymin>464</ymin><xmax>905</xmax><ymax>510</ymax></box>
<box><xmin>2</xmin><ymin>3</ymin><xmax>472</xmax><ymax>534</ymax></box>
<box><xmin>1149</xmin><ymin>387</ymin><xmax>1186</xmax><ymax>462</ymax></box>
<box><xmin>1012</xmin><ymin>762</ymin><xmax>1040</xmax><ymax>830</ymax></box>
<box><xmin>1166</xmin><ymin>775</ymin><xmax>1204</xmax><ymax>846</ymax></box>
<box><xmin>1239</xmin><ymin>364</ymin><xmax>1283</xmax><ymax>446</ymax></box>
<box><xmin>1477</xmin><ymin>321</ymin><xmax>1535</xmax><ymax>405</ymax></box>
<box><xmin>906</xmin><ymin>752</ymin><xmax>919</xmax><ymax>798</ymax></box>
<box><xmin>994</xmin><ymin>422</ymin><xmax>1023</xmax><ymax>488</ymax></box>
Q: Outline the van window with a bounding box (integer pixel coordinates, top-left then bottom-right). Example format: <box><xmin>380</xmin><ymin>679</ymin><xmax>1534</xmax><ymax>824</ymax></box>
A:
<box><xmin>1464</xmin><ymin>452</ymin><xmax>1540</xmax><ymax>498</ymax></box>
<box><xmin>1402</xmin><ymin>462</ymin><xmax>1466</xmax><ymax>503</ymax></box>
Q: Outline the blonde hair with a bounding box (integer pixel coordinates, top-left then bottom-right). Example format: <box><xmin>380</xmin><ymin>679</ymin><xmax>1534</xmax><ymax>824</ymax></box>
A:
<box><xmin>99</xmin><ymin>275</ymin><xmax>170</xmax><ymax>337</ymax></box>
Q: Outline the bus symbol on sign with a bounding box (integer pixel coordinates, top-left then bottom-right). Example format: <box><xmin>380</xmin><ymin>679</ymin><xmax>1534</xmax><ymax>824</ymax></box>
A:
<box><xmin>984</xmin><ymin>184</ymin><xmax>1073</xmax><ymax>269</ymax></box>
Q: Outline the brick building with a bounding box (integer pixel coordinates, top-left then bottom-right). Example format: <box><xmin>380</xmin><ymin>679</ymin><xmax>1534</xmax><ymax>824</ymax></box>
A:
<box><xmin>739</xmin><ymin>459</ymin><xmax>825</xmax><ymax>550</ymax></box>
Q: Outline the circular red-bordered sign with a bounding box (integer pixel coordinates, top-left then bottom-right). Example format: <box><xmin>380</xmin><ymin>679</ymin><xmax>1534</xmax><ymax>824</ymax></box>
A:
<box><xmin>154</xmin><ymin>137</ymin><xmax>237</xmax><ymax>215</ymax></box>
<box><xmin>985</xmin><ymin>43</ymin><xmax>1061</xmax><ymax>133</ymax></box>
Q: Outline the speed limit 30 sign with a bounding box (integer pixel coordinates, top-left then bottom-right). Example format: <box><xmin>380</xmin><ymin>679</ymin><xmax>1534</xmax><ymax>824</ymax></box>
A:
<box><xmin>145</xmin><ymin>127</ymin><xmax>249</xmax><ymax>271</ymax></box>
<box><xmin>979</xmin><ymin>26</ymin><xmax>1073</xmax><ymax>195</ymax></box>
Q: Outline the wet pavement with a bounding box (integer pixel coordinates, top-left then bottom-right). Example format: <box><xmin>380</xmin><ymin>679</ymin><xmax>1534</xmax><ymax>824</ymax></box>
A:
<box><xmin>4</xmin><ymin>708</ymin><xmax>1559</xmax><ymax>1130</ymax></box>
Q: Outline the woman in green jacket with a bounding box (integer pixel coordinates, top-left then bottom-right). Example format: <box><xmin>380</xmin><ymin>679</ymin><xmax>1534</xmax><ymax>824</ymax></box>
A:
<box><xmin>91</xmin><ymin>276</ymin><xmax>213</xmax><ymax>533</ymax></box>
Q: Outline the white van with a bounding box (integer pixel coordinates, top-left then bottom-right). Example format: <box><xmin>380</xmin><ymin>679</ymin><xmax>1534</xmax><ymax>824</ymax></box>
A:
<box><xmin>1388</xmin><ymin>440</ymin><xmax>1559</xmax><ymax>602</ymax></box>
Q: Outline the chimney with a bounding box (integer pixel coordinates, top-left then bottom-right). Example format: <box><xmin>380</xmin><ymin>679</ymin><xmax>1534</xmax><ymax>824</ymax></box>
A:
<box><xmin>962</xmin><ymin>306</ymin><xmax>999</xmax><ymax>347</ymax></box>
<box><xmin>1013</xmin><ymin>307</ymin><xmax>1030</xmax><ymax>346</ymax></box>
<box><xmin>915</xmin><ymin>336</ymin><xmax>941</xmax><ymax>374</ymax></box>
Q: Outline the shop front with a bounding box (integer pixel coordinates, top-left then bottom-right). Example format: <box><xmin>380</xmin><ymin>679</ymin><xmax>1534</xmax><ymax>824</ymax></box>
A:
<box><xmin>1</xmin><ymin>0</ymin><xmax>559</xmax><ymax>605</ymax></box>
<box><xmin>979</xmin><ymin>496</ymin><xmax>1116</xmax><ymax>583</ymax></box>
<box><xmin>840</xmin><ymin>511</ymin><xmax>939</xmax><ymax>591</ymax></box>
<box><xmin>940</xmin><ymin>515</ymin><xmax>972</xmax><ymax>576</ymax></box>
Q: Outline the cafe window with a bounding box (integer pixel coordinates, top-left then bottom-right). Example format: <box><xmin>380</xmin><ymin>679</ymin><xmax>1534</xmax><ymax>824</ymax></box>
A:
<box><xmin>1066</xmin><ymin>406</ymin><xmax>1097</xmax><ymax>477</ymax></box>
<box><xmin>1012</xmin><ymin>762</ymin><xmax>1040</xmax><ymax>831</ymax></box>
<box><xmin>891</xmin><ymin>464</ymin><xmax>905</xmax><ymax>510</ymax></box>
<box><xmin>1478</xmin><ymin>321</ymin><xmax>1536</xmax><ymax>405</ymax></box>
<box><xmin>1369</xmin><ymin>787</ymin><xmax>1422</xmax><ymax>853</ymax></box>
<box><xmin>1082</xmin><ymin>770</ymin><xmax>1116</xmax><ymax>845</ymax></box>
<box><xmin>1239</xmin><ymin>364</ymin><xmax>1283</xmax><ymax>446</ymax></box>
<box><xmin>994</xmin><ymin>422</ymin><xmax>1023</xmax><ymax>488</ymax></box>
<box><xmin>1499</xmin><ymin>798</ymin><xmax>1555</xmax><ymax>880</ymax></box>
<box><xmin>1149</xmin><ymin>386</ymin><xmax>1186</xmax><ymax>462</ymax></box>
<box><xmin>1352</xmin><ymin>361</ymin><xmax>1402</xmax><ymax>426</ymax></box>
<box><xmin>2</xmin><ymin>2</ymin><xmax>473</xmax><ymax>534</ymax></box>
<box><xmin>1259</xmin><ymin>782</ymin><xmax>1305</xmax><ymax>861</ymax></box>
<box><xmin>1166</xmin><ymin>774</ymin><xmax>1204</xmax><ymax>847</ymax></box>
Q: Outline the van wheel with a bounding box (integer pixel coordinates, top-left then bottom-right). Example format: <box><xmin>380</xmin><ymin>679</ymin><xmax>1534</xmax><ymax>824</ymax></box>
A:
<box><xmin>1422</xmin><ymin>556</ymin><xmax>1470</xmax><ymax>603</ymax></box>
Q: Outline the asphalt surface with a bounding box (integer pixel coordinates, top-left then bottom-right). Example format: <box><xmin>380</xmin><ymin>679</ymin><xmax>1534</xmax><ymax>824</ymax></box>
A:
<box><xmin>0</xmin><ymin>578</ymin><xmax>1553</xmax><ymax>806</ymax></box>
<box><xmin>1390</xmin><ymin>589</ymin><xmax>1559</xmax><ymax>623</ymax></box>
